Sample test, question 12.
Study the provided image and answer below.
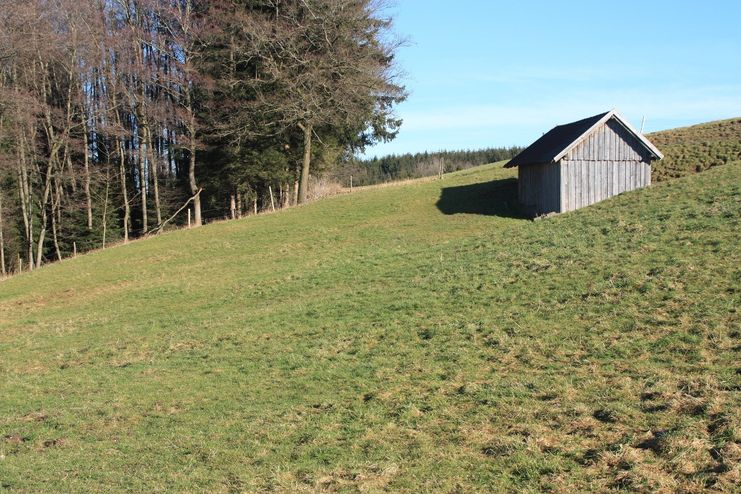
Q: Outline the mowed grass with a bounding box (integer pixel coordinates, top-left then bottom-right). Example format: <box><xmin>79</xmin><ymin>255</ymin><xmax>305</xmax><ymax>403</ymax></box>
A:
<box><xmin>1</xmin><ymin>161</ymin><xmax>740</xmax><ymax>493</ymax></box>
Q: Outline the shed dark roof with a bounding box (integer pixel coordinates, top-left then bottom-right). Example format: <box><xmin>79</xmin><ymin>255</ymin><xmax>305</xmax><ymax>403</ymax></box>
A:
<box><xmin>505</xmin><ymin>110</ymin><xmax>663</xmax><ymax>167</ymax></box>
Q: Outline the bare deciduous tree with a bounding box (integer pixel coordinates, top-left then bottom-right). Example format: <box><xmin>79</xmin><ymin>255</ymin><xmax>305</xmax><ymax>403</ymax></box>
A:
<box><xmin>0</xmin><ymin>0</ymin><xmax>405</xmax><ymax>272</ymax></box>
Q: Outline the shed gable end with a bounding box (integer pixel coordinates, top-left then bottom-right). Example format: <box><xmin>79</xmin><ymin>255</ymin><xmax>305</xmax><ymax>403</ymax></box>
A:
<box><xmin>565</xmin><ymin>118</ymin><xmax>652</xmax><ymax>162</ymax></box>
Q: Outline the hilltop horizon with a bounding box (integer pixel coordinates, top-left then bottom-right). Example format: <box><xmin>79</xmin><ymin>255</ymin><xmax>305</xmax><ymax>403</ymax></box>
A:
<box><xmin>367</xmin><ymin>0</ymin><xmax>741</xmax><ymax>157</ymax></box>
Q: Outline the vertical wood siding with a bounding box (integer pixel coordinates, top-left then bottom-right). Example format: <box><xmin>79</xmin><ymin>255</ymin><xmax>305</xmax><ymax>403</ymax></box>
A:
<box><xmin>557</xmin><ymin>119</ymin><xmax>652</xmax><ymax>213</ymax></box>
<box><xmin>565</xmin><ymin>119</ymin><xmax>652</xmax><ymax>162</ymax></box>
<box><xmin>560</xmin><ymin>160</ymin><xmax>650</xmax><ymax>212</ymax></box>
<box><xmin>518</xmin><ymin>162</ymin><xmax>561</xmax><ymax>215</ymax></box>
<box><xmin>518</xmin><ymin>117</ymin><xmax>655</xmax><ymax>214</ymax></box>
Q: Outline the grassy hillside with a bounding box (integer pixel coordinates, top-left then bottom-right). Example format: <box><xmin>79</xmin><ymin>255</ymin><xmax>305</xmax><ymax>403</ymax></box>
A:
<box><xmin>1</xmin><ymin>160</ymin><xmax>740</xmax><ymax>492</ymax></box>
<box><xmin>649</xmin><ymin>118</ymin><xmax>741</xmax><ymax>181</ymax></box>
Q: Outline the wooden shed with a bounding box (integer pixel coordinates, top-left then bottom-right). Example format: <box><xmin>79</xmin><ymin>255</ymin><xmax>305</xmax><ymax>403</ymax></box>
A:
<box><xmin>505</xmin><ymin>110</ymin><xmax>663</xmax><ymax>215</ymax></box>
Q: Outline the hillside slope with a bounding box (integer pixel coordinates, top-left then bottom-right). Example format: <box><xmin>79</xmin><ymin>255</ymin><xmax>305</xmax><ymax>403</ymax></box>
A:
<box><xmin>649</xmin><ymin>118</ymin><xmax>741</xmax><ymax>181</ymax></box>
<box><xmin>1</xmin><ymin>161</ymin><xmax>739</xmax><ymax>493</ymax></box>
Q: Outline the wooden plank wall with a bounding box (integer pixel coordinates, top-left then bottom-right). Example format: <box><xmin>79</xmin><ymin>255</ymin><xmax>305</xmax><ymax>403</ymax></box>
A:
<box><xmin>518</xmin><ymin>162</ymin><xmax>561</xmax><ymax>214</ymax></box>
<box><xmin>560</xmin><ymin>160</ymin><xmax>650</xmax><ymax>212</ymax></box>
<box><xmin>565</xmin><ymin>119</ymin><xmax>650</xmax><ymax>162</ymax></box>
<box><xmin>559</xmin><ymin>119</ymin><xmax>652</xmax><ymax>212</ymax></box>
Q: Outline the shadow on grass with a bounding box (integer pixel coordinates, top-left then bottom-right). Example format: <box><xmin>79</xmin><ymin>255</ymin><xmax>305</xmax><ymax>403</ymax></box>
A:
<box><xmin>436</xmin><ymin>177</ymin><xmax>526</xmax><ymax>218</ymax></box>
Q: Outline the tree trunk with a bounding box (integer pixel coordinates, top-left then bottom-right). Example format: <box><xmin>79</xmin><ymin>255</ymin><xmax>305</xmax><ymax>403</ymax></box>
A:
<box><xmin>35</xmin><ymin>161</ymin><xmax>53</xmax><ymax>269</ymax></box>
<box><xmin>82</xmin><ymin>117</ymin><xmax>93</xmax><ymax>230</ymax></box>
<box><xmin>187</xmin><ymin>110</ymin><xmax>202</xmax><ymax>227</ymax></box>
<box><xmin>230</xmin><ymin>192</ymin><xmax>236</xmax><ymax>219</ymax></box>
<box><xmin>189</xmin><ymin>140</ymin><xmax>201</xmax><ymax>226</ymax></box>
<box><xmin>298</xmin><ymin>122</ymin><xmax>312</xmax><ymax>204</ymax></box>
<box><xmin>51</xmin><ymin>177</ymin><xmax>63</xmax><ymax>261</ymax></box>
<box><xmin>281</xmin><ymin>182</ymin><xmax>288</xmax><ymax>208</ymax></box>
<box><xmin>145</xmin><ymin>125</ymin><xmax>162</xmax><ymax>226</ymax></box>
<box><xmin>0</xmin><ymin>116</ymin><xmax>6</xmax><ymax>275</ymax></box>
<box><xmin>17</xmin><ymin>138</ymin><xmax>34</xmax><ymax>269</ymax></box>
<box><xmin>54</xmin><ymin>176</ymin><xmax>63</xmax><ymax>250</ymax></box>
<box><xmin>51</xmin><ymin>190</ymin><xmax>63</xmax><ymax>262</ymax></box>
<box><xmin>0</xmin><ymin>191</ymin><xmax>5</xmax><ymax>276</ymax></box>
<box><xmin>102</xmin><ymin>167</ymin><xmax>110</xmax><ymax>248</ymax></box>
<box><xmin>117</xmin><ymin>138</ymin><xmax>130</xmax><ymax>242</ymax></box>
<box><xmin>37</xmin><ymin>100</ymin><xmax>58</xmax><ymax>268</ymax></box>
<box><xmin>109</xmin><ymin>76</ymin><xmax>130</xmax><ymax>242</ymax></box>
<box><xmin>138</xmin><ymin>137</ymin><xmax>148</xmax><ymax>234</ymax></box>
<box><xmin>236</xmin><ymin>192</ymin><xmax>242</xmax><ymax>218</ymax></box>
<box><xmin>63</xmin><ymin>51</ymin><xmax>77</xmax><ymax>194</ymax></box>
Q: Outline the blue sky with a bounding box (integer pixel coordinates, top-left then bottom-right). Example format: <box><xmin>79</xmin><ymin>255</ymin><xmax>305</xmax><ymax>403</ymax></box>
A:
<box><xmin>366</xmin><ymin>0</ymin><xmax>741</xmax><ymax>157</ymax></box>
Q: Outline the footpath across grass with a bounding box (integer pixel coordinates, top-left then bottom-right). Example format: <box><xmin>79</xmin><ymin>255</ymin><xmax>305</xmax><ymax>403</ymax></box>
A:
<box><xmin>1</xmin><ymin>161</ymin><xmax>739</xmax><ymax>492</ymax></box>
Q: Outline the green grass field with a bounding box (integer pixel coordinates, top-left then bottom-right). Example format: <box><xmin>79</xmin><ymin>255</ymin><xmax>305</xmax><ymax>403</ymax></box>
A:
<box><xmin>1</xmin><ymin>155</ymin><xmax>740</xmax><ymax>490</ymax></box>
<box><xmin>649</xmin><ymin>118</ymin><xmax>741</xmax><ymax>181</ymax></box>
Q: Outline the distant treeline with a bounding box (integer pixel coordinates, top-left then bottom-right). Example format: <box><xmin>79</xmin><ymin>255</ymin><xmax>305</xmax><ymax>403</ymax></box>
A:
<box><xmin>333</xmin><ymin>147</ymin><xmax>524</xmax><ymax>186</ymax></box>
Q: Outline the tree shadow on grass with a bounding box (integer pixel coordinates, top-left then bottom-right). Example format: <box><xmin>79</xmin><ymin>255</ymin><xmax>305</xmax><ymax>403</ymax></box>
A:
<box><xmin>436</xmin><ymin>177</ymin><xmax>526</xmax><ymax>218</ymax></box>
